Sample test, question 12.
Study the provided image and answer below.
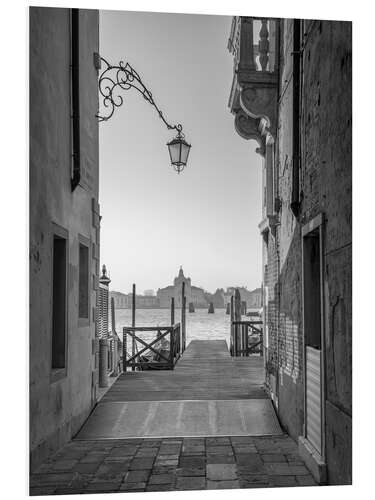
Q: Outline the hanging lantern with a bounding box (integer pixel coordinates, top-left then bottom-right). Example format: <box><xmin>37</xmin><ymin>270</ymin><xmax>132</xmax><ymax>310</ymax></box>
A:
<box><xmin>167</xmin><ymin>130</ymin><xmax>191</xmax><ymax>173</ymax></box>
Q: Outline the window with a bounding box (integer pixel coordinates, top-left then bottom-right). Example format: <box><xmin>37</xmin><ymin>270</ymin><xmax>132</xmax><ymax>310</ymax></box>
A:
<box><xmin>79</xmin><ymin>238</ymin><xmax>89</xmax><ymax>321</ymax></box>
<box><xmin>51</xmin><ymin>228</ymin><xmax>68</xmax><ymax>371</ymax></box>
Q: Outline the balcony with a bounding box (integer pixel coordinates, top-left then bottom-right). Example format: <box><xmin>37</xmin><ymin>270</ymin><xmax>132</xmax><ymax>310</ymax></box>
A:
<box><xmin>228</xmin><ymin>17</ymin><xmax>279</xmax><ymax>155</ymax></box>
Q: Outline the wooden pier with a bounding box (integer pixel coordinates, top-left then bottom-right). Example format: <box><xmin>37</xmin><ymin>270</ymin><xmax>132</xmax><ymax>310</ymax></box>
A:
<box><xmin>76</xmin><ymin>339</ymin><xmax>282</xmax><ymax>440</ymax></box>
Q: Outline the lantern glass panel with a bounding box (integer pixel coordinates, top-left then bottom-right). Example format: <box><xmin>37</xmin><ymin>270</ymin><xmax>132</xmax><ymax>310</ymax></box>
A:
<box><xmin>180</xmin><ymin>141</ymin><xmax>191</xmax><ymax>165</ymax></box>
<box><xmin>168</xmin><ymin>141</ymin><xmax>182</xmax><ymax>165</ymax></box>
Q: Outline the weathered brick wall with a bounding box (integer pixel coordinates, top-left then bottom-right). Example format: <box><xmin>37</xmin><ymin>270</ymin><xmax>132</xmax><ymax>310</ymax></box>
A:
<box><xmin>300</xmin><ymin>19</ymin><xmax>352</xmax><ymax>484</ymax></box>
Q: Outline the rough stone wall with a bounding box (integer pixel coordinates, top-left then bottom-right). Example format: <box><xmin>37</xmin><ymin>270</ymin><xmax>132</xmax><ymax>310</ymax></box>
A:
<box><xmin>269</xmin><ymin>22</ymin><xmax>352</xmax><ymax>480</ymax></box>
<box><xmin>29</xmin><ymin>7</ymin><xmax>99</xmax><ymax>470</ymax></box>
<box><xmin>300</xmin><ymin>19</ymin><xmax>352</xmax><ymax>484</ymax></box>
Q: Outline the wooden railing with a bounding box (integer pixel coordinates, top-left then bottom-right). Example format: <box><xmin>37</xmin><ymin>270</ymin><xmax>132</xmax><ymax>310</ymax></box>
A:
<box><xmin>123</xmin><ymin>322</ymin><xmax>183</xmax><ymax>371</ymax></box>
<box><xmin>231</xmin><ymin>320</ymin><xmax>263</xmax><ymax>356</ymax></box>
<box><xmin>229</xmin><ymin>288</ymin><xmax>263</xmax><ymax>357</ymax></box>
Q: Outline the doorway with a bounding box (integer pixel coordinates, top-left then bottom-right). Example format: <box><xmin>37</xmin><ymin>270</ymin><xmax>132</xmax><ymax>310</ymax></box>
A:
<box><xmin>302</xmin><ymin>214</ymin><xmax>325</xmax><ymax>458</ymax></box>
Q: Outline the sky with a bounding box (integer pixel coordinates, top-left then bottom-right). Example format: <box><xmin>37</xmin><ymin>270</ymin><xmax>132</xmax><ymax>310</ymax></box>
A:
<box><xmin>99</xmin><ymin>9</ymin><xmax>262</xmax><ymax>295</ymax></box>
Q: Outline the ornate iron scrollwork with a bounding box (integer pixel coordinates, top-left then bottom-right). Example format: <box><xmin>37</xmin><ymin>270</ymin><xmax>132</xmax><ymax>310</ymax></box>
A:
<box><xmin>96</xmin><ymin>56</ymin><xmax>183</xmax><ymax>134</ymax></box>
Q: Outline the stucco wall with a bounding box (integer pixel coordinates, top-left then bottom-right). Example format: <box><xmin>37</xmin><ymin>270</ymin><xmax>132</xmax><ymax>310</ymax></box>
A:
<box><xmin>29</xmin><ymin>7</ymin><xmax>99</xmax><ymax>470</ymax></box>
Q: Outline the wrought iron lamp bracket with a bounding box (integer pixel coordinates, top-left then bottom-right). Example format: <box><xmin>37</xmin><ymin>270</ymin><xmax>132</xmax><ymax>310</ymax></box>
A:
<box><xmin>96</xmin><ymin>56</ymin><xmax>183</xmax><ymax>135</ymax></box>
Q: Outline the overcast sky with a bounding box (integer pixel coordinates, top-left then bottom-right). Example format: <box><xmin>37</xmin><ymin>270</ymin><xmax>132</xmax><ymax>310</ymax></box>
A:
<box><xmin>99</xmin><ymin>9</ymin><xmax>262</xmax><ymax>294</ymax></box>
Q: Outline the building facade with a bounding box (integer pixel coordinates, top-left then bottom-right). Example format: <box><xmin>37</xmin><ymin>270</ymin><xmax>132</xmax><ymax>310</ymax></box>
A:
<box><xmin>228</xmin><ymin>17</ymin><xmax>351</xmax><ymax>485</ymax></box>
<box><xmin>157</xmin><ymin>267</ymin><xmax>207</xmax><ymax>308</ymax></box>
<box><xmin>110</xmin><ymin>291</ymin><xmax>159</xmax><ymax>309</ymax></box>
<box><xmin>29</xmin><ymin>7</ymin><xmax>100</xmax><ymax>470</ymax></box>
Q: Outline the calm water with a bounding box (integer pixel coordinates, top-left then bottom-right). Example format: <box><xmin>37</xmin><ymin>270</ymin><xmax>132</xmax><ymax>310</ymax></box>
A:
<box><xmin>112</xmin><ymin>308</ymin><xmax>260</xmax><ymax>349</ymax></box>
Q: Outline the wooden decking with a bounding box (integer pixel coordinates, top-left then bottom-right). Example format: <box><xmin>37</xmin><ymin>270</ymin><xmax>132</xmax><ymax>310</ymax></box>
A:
<box><xmin>76</xmin><ymin>340</ymin><xmax>282</xmax><ymax>440</ymax></box>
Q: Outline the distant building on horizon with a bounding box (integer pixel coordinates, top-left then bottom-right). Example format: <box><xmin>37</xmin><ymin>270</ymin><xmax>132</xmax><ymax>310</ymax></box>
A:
<box><xmin>223</xmin><ymin>286</ymin><xmax>262</xmax><ymax>310</ymax></box>
<box><xmin>157</xmin><ymin>267</ymin><xmax>207</xmax><ymax>308</ymax></box>
<box><xmin>110</xmin><ymin>290</ymin><xmax>159</xmax><ymax>309</ymax></box>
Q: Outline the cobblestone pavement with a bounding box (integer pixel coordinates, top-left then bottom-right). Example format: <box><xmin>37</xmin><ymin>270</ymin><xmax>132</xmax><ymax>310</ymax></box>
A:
<box><xmin>30</xmin><ymin>434</ymin><xmax>318</xmax><ymax>495</ymax></box>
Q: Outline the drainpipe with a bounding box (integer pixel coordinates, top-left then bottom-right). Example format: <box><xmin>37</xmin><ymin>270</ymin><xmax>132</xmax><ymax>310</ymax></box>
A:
<box><xmin>290</xmin><ymin>19</ymin><xmax>301</xmax><ymax>217</ymax></box>
<box><xmin>71</xmin><ymin>8</ymin><xmax>81</xmax><ymax>191</ymax></box>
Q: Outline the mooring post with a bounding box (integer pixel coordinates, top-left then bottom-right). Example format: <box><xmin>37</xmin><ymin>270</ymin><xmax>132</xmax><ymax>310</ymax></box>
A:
<box><xmin>132</xmin><ymin>283</ymin><xmax>136</xmax><ymax>371</ymax></box>
<box><xmin>110</xmin><ymin>297</ymin><xmax>119</xmax><ymax>376</ymax></box>
<box><xmin>170</xmin><ymin>326</ymin><xmax>175</xmax><ymax>369</ymax></box>
<box><xmin>230</xmin><ymin>295</ymin><xmax>234</xmax><ymax>355</ymax></box>
<box><xmin>171</xmin><ymin>297</ymin><xmax>175</xmax><ymax>326</ymax></box>
<box><xmin>123</xmin><ymin>327</ymin><xmax>127</xmax><ymax>372</ymax></box>
<box><xmin>181</xmin><ymin>282</ymin><xmax>186</xmax><ymax>352</ymax></box>
<box><xmin>234</xmin><ymin>289</ymin><xmax>242</xmax><ymax>356</ymax></box>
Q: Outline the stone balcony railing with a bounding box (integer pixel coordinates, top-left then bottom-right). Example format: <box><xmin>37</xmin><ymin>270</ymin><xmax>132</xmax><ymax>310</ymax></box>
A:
<box><xmin>228</xmin><ymin>17</ymin><xmax>279</xmax><ymax>156</ymax></box>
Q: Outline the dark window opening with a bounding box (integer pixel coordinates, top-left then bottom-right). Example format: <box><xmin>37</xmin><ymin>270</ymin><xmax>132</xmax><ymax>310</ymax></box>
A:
<box><xmin>52</xmin><ymin>234</ymin><xmax>67</xmax><ymax>369</ymax></box>
<box><xmin>303</xmin><ymin>228</ymin><xmax>322</xmax><ymax>349</ymax></box>
<box><xmin>79</xmin><ymin>243</ymin><xmax>89</xmax><ymax>319</ymax></box>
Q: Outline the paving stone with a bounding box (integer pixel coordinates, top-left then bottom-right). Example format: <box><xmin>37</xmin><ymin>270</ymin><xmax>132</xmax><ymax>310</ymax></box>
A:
<box><xmin>141</xmin><ymin>440</ymin><xmax>161</xmax><ymax>447</ymax></box>
<box><xmin>30</xmin><ymin>486</ymin><xmax>56</xmax><ymax>496</ymax></box>
<box><xmin>149</xmin><ymin>473</ymin><xmax>175</xmax><ymax>485</ymax></box>
<box><xmin>94</xmin><ymin>466</ymin><xmax>126</xmax><ymax>482</ymax></box>
<box><xmin>235</xmin><ymin>453</ymin><xmax>263</xmax><ymax>468</ymax></box>
<box><xmin>129</xmin><ymin>457</ymin><xmax>154</xmax><ymax>470</ymax></box>
<box><xmin>206</xmin><ymin>446</ymin><xmax>233</xmax><ymax>455</ymax></box>
<box><xmin>206</xmin><ymin>454</ymin><xmax>235</xmax><ymax>464</ymax></box>
<box><xmin>261</xmin><ymin>453</ymin><xmax>287</xmax><ymax>462</ymax></box>
<box><xmin>177</xmin><ymin>467</ymin><xmax>206</xmax><ymax>477</ymax></box>
<box><xmin>155</xmin><ymin>459</ymin><xmax>179</xmax><ymax>466</ymax></box>
<box><xmin>125</xmin><ymin>469</ymin><xmax>151</xmax><ymax>483</ymax></box>
<box><xmin>239</xmin><ymin>474</ymin><xmax>269</xmax><ymax>487</ymax></box>
<box><xmin>54</xmin><ymin>487</ymin><xmax>86</xmax><ymax>495</ymax></box>
<box><xmin>156</xmin><ymin>453</ymin><xmax>179</xmax><ymax>460</ymax></box>
<box><xmin>265</xmin><ymin>463</ymin><xmax>309</xmax><ymax>475</ymax></box>
<box><xmin>206</xmin><ymin>437</ymin><xmax>231</xmax><ymax>446</ymax></box>
<box><xmin>206</xmin><ymin>464</ymin><xmax>237</xmax><ymax>481</ymax></box>
<box><xmin>152</xmin><ymin>465</ymin><xmax>177</xmax><ymax>474</ymax></box>
<box><xmin>51</xmin><ymin>459</ymin><xmax>79</xmax><ymax>471</ymax></box>
<box><xmin>79</xmin><ymin>452</ymin><xmax>107</xmax><ymax>464</ymax></box>
<box><xmin>233</xmin><ymin>445</ymin><xmax>257</xmax><ymax>454</ymax></box>
<box><xmin>296</xmin><ymin>475</ymin><xmax>318</xmax><ymax>486</ymax></box>
<box><xmin>30</xmin><ymin>472</ymin><xmax>74</xmax><ymax>486</ymax></box>
<box><xmin>73</xmin><ymin>462</ymin><xmax>101</xmax><ymax>474</ymax></box>
<box><xmin>146</xmin><ymin>484</ymin><xmax>174</xmax><ymax>491</ymax></box>
<box><xmin>159</xmin><ymin>446</ymin><xmax>181</xmax><ymax>454</ymax></box>
<box><xmin>109</xmin><ymin>446</ymin><xmax>137</xmax><ymax>457</ymax></box>
<box><xmin>136</xmin><ymin>447</ymin><xmax>159</xmax><ymax>457</ymax></box>
<box><xmin>176</xmin><ymin>476</ymin><xmax>206</xmax><ymax>490</ymax></box>
<box><xmin>85</xmin><ymin>482</ymin><xmax>121</xmax><ymax>492</ymax></box>
<box><xmin>207</xmin><ymin>480</ymin><xmax>240</xmax><ymax>489</ymax></box>
<box><xmin>268</xmin><ymin>475</ymin><xmax>298</xmax><ymax>487</ymax></box>
<box><xmin>230</xmin><ymin>436</ymin><xmax>254</xmax><ymax>444</ymax></box>
<box><xmin>179</xmin><ymin>456</ymin><xmax>205</xmax><ymax>468</ymax></box>
<box><xmin>119</xmin><ymin>481</ymin><xmax>147</xmax><ymax>491</ymax></box>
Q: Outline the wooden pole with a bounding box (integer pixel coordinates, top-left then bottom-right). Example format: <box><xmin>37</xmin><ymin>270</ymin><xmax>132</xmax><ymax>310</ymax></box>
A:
<box><xmin>123</xmin><ymin>327</ymin><xmax>127</xmax><ymax>372</ymax></box>
<box><xmin>111</xmin><ymin>297</ymin><xmax>116</xmax><ymax>333</ymax></box>
<box><xmin>171</xmin><ymin>297</ymin><xmax>175</xmax><ymax>326</ymax></box>
<box><xmin>132</xmin><ymin>283</ymin><xmax>136</xmax><ymax>371</ymax></box>
<box><xmin>234</xmin><ymin>289</ymin><xmax>242</xmax><ymax>356</ymax></box>
<box><xmin>230</xmin><ymin>295</ymin><xmax>234</xmax><ymax>356</ymax></box>
<box><xmin>181</xmin><ymin>282</ymin><xmax>186</xmax><ymax>352</ymax></box>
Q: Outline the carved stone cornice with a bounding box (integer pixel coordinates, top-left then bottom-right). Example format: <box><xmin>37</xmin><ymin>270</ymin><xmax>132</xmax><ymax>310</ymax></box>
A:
<box><xmin>234</xmin><ymin>109</ymin><xmax>266</xmax><ymax>157</ymax></box>
<box><xmin>228</xmin><ymin>17</ymin><xmax>279</xmax><ymax>148</ymax></box>
<box><xmin>238</xmin><ymin>73</ymin><xmax>278</xmax><ymax>138</ymax></box>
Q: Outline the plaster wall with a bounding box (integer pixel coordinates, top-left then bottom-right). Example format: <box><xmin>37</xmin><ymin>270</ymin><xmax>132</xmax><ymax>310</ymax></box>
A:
<box><xmin>29</xmin><ymin>7</ymin><xmax>99</xmax><ymax>470</ymax></box>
